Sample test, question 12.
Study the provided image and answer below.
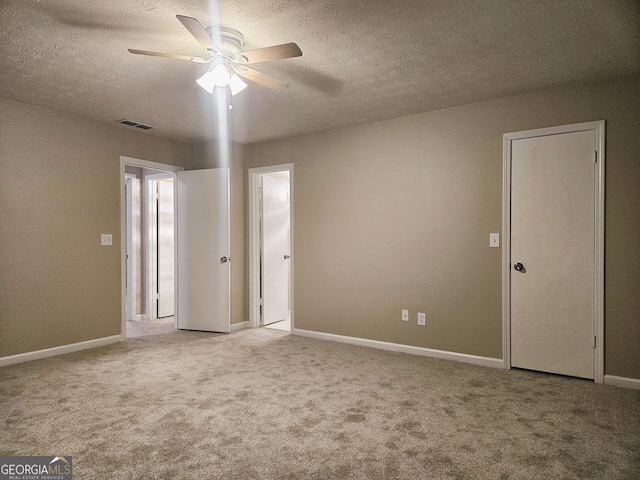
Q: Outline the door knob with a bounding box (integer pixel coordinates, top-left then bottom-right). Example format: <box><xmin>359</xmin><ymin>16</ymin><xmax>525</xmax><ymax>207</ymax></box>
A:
<box><xmin>284</xmin><ymin>254</ymin><xmax>290</xmax><ymax>260</ymax></box>
<box><xmin>220</xmin><ymin>256</ymin><xmax>229</xmax><ymax>264</ymax></box>
<box><xmin>513</xmin><ymin>262</ymin><xmax>524</xmax><ymax>272</ymax></box>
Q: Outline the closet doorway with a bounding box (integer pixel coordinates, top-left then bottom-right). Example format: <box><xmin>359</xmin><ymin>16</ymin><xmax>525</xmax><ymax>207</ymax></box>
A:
<box><xmin>249</xmin><ymin>164</ymin><xmax>294</xmax><ymax>332</ymax></box>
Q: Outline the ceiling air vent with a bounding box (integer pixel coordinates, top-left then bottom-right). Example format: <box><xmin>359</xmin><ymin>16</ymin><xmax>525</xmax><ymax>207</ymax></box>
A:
<box><xmin>116</xmin><ymin>119</ymin><xmax>155</xmax><ymax>130</ymax></box>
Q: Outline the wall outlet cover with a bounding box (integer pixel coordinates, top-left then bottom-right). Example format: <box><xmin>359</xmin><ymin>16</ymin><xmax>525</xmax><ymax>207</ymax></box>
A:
<box><xmin>101</xmin><ymin>234</ymin><xmax>113</xmax><ymax>246</ymax></box>
<box><xmin>418</xmin><ymin>312</ymin><xmax>426</xmax><ymax>326</ymax></box>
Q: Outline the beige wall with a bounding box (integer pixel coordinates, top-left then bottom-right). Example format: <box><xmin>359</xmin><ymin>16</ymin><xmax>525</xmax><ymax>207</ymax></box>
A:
<box><xmin>0</xmin><ymin>97</ymin><xmax>191</xmax><ymax>357</ymax></box>
<box><xmin>2</xmin><ymin>74</ymin><xmax>638</xmax><ymax>380</ymax></box>
<box><xmin>246</xmin><ymin>74</ymin><xmax>640</xmax><ymax>379</ymax></box>
<box><xmin>190</xmin><ymin>141</ymin><xmax>247</xmax><ymax>326</ymax></box>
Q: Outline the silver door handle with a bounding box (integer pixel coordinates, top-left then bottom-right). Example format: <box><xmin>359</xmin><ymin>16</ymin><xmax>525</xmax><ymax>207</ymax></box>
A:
<box><xmin>513</xmin><ymin>262</ymin><xmax>524</xmax><ymax>272</ymax></box>
<box><xmin>284</xmin><ymin>255</ymin><xmax>290</xmax><ymax>260</ymax></box>
<box><xmin>220</xmin><ymin>256</ymin><xmax>230</xmax><ymax>264</ymax></box>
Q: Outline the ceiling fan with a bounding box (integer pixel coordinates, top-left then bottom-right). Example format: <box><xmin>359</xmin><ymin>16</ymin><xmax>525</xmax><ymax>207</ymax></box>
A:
<box><xmin>128</xmin><ymin>15</ymin><xmax>302</xmax><ymax>96</ymax></box>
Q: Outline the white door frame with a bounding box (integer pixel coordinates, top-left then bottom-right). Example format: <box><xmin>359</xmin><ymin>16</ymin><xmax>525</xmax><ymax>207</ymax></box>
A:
<box><xmin>502</xmin><ymin>121</ymin><xmax>605</xmax><ymax>383</ymax></box>
<box><xmin>120</xmin><ymin>156</ymin><xmax>184</xmax><ymax>339</ymax></box>
<box><xmin>248</xmin><ymin>164</ymin><xmax>294</xmax><ymax>330</ymax></box>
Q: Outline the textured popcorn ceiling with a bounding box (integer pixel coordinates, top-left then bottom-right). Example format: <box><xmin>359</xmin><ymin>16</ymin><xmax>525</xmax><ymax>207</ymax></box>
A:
<box><xmin>0</xmin><ymin>0</ymin><xmax>638</xmax><ymax>144</ymax></box>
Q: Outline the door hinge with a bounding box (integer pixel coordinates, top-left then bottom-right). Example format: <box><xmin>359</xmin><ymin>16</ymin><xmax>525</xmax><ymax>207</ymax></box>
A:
<box><xmin>594</xmin><ymin>151</ymin><xmax>597</xmax><ymax>163</ymax></box>
<box><xmin>593</xmin><ymin>336</ymin><xmax>597</xmax><ymax>348</ymax></box>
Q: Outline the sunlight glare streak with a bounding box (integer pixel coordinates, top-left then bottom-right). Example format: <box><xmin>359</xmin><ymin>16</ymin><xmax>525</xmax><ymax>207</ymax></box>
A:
<box><xmin>206</xmin><ymin>0</ymin><xmax>231</xmax><ymax>168</ymax></box>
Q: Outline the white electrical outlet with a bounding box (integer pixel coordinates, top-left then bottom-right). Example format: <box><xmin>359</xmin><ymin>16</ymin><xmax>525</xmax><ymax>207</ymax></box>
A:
<box><xmin>418</xmin><ymin>312</ymin><xmax>426</xmax><ymax>326</ymax></box>
<box><xmin>402</xmin><ymin>309</ymin><xmax>409</xmax><ymax>321</ymax></box>
<box><xmin>101</xmin><ymin>234</ymin><xmax>113</xmax><ymax>246</ymax></box>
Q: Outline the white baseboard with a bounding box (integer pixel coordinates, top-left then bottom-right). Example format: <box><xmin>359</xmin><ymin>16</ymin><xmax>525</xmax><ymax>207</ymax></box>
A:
<box><xmin>0</xmin><ymin>335</ymin><xmax>122</xmax><ymax>368</ymax></box>
<box><xmin>604</xmin><ymin>375</ymin><xmax>640</xmax><ymax>390</ymax></box>
<box><xmin>231</xmin><ymin>321</ymin><xmax>249</xmax><ymax>332</ymax></box>
<box><xmin>293</xmin><ymin>329</ymin><xmax>503</xmax><ymax>369</ymax></box>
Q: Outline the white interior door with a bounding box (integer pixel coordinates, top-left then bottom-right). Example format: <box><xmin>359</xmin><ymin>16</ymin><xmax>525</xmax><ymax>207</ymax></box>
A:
<box><xmin>157</xmin><ymin>178</ymin><xmax>175</xmax><ymax>318</ymax></box>
<box><xmin>262</xmin><ymin>173</ymin><xmax>290</xmax><ymax>325</ymax></box>
<box><xmin>176</xmin><ymin>169</ymin><xmax>230</xmax><ymax>333</ymax></box>
<box><xmin>510</xmin><ymin>129</ymin><xmax>595</xmax><ymax>379</ymax></box>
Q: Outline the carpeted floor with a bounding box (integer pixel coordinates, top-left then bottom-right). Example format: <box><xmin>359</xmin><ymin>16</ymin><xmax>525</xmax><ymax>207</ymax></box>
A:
<box><xmin>126</xmin><ymin>317</ymin><xmax>176</xmax><ymax>338</ymax></box>
<box><xmin>1</xmin><ymin>328</ymin><xmax>639</xmax><ymax>479</ymax></box>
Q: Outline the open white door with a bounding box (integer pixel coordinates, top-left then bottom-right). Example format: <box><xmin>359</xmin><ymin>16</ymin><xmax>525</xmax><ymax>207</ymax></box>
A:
<box><xmin>124</xmin><ymin>176</ymin><xmax>133</xmax><ymax>322</ymax></box>
<box><xmin>262</xmin><ymin>173</ymin><xmax>290</xmax><ymax>325</ymax></box>
<box><xmin>176</xmin><ymin>169</ymin><xmax>231</xmax><ymax>333</ymax></box>
<box><xmin>157</xmin><ymin>178</ymin><xmax>175</xmax><ymax>318</ymax></box>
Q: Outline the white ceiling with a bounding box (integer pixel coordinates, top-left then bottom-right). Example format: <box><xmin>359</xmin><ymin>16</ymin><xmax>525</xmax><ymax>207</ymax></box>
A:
<box><xmin>1</xmin><ymin>0</ymin><xmax>638</xmax><ymax>145</ymax></box>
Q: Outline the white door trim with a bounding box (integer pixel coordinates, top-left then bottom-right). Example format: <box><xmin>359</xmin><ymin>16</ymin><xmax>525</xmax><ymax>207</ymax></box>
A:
<box><xmin>502</xmin><ymin>121</ymin><xmax>605</xmax><ymax>383</ymax></box>
<box><xmin>120</xmin><ymin>157</ymin><xmax>184</xmax><ymax>339</ymax></box>
<box><xmin>248</xmin><ymin>164</ymin><xmax>294</xmax><ymax>330</ymax></box>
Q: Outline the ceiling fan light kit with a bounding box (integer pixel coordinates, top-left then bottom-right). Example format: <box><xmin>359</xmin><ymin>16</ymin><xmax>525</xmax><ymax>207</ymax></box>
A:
<box><xmin>196</xmin><ymin>64</ymin><xmax>248</xmax><ymax>96</ymax></box>
<box><xmin>128</xmin><ymin>15</ymin><xmax>302</xmax><ymax>96</ymax></box>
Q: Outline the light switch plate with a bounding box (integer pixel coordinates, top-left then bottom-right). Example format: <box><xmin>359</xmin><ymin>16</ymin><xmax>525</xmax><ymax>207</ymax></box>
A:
<box><xmin>101</xmin><ymin>234</ymin><xmax>113</xmax><ymax>246</ymax></box>
<box><xmin>402</xmin><ymin>309</ymin><xmax>409</xmax><ymax>321</ymax></box>
<box><xmin>490</xmin><ymin>233</ymin><xmax>500</xmax><ymax>248</ymax></box>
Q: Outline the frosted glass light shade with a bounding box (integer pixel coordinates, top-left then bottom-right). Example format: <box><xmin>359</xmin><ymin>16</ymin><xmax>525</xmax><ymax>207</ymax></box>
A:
<box><xmin>196</xmin><ymin>70</ymin><xmax>216</xmax><ymax>93</ymax></box>
<box><xmin>229</xmin><ymin>74</ymin><xmax>248</xmax><ymax>96</ymax></box>
<box><xmin>210</xmin><ymin>64</ymin><xmax>231</xmax><ymax>87</ymax></box>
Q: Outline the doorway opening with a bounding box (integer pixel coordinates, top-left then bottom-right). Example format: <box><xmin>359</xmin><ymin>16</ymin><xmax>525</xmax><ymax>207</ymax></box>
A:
<box><xmin>249</xmin><ymin>164</ymin><xmax>294</xmax><ymax>333</ymax></box>
<box><xmin>121</xmin><ymin>157</ymin><xmax>183</xmax><ymax>338</ymax></box>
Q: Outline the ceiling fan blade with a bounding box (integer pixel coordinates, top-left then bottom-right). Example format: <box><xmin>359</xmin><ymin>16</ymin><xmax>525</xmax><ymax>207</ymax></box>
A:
<box><xmin>176</xmin><ymin>15</ymin><xmax>218</xmax><ymax>53</ymax></box>
<box><xmin>128</xmin><ymin>49</ymin><xmax>210</xmax><ymax>63</ymax></box>
<box><xmin>236</xmin><ymin>43</ymin><xmax>302</xmax><ymax>64</ymax></box>
<box><xmin>239</xmin><ymin>67</ymin><xmax>288</xmax><ymax>92</ymax></box>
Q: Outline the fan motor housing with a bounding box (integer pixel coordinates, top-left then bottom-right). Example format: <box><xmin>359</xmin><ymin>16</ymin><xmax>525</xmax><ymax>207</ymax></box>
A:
<box><xmin>206</xmin><ymin>26</ymin><xmax>244</xmax><ymax>55</ymax></box>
